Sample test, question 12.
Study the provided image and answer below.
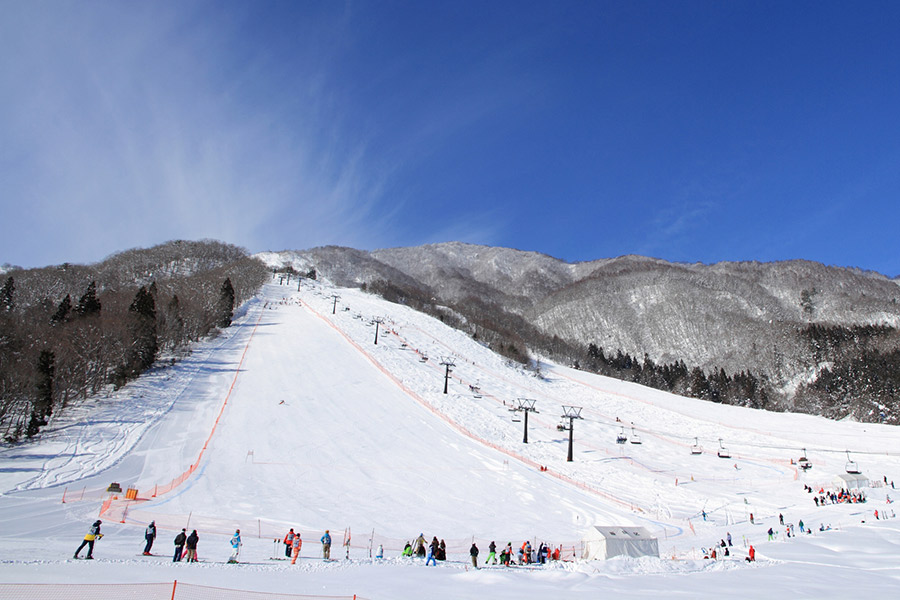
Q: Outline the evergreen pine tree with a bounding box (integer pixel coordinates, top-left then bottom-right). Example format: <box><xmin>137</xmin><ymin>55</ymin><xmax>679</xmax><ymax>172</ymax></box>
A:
<box><xmin>26</xmin><ymin>350</ymin><xmax>55</xmax><ymax>437</ymax></box>
<box><xmin>217</xmin><ymin>278</ymin><xmax>235</xmax><ymax>328</ymax></box>
<box><xmin>74</xmin><ymin>281</ymin><xmax>102</xmax><ymax>317</ymax></box>
<box><xmin>128</xmin><ymin>286</ymin><xmax>157</xmax><ymax>375</ymax></box>
<box><xmin>0</xmin><ymin>276</ymin><xmax>13</xmax><ymax>312</ymax></box>
<box><xmin>51</xmin><ymin>294</ymin><xmax>72</xmax><ymax>324</ymax></box>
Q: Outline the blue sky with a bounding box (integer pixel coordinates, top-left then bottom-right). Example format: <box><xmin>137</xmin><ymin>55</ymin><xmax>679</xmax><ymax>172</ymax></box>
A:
<box><xmin>2</xmin><ymin>1</ymin><xmax>899</xmax><ymax>275</ymax></box>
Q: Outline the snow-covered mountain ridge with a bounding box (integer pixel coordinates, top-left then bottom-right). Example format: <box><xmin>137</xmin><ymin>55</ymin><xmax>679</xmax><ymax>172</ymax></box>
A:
<box><xmin>257</xmin><ymin>243</ymin><xmax>900</xmax><ymax>419</ymax></box>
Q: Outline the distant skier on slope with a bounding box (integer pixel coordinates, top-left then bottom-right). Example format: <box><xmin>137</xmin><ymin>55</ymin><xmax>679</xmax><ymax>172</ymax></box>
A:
<box><xmin>74</xmin><ymin>520</ymin><xmax>102</xmax><ymax>559</ymax></box>
<box><xmin>485</xmin><ymin>541</ymin><xmax>497</xmax><ymax>565</ymax></box>
<box><xmin>173</xmin><ymin>528</ymin><xmax>187</xmax><ymax>562</ymax></box>
<box><xmin>228</xmin><ymin>529</ymin><xmax>241</xmax><ymax>563</ymax></box>
<box><xmin>291</xmin><ymin>532</ymin><xmax>302</xmax><ymax>564</ymax></box>
<box><xmin>321</xmin><ymin>530</ymin><xmax>332</xmax><ymax>560</ymax></box>
<box><xmin>143</xmin><ymin>521</ymin><xmax>156</xmax><ymax>555</ymax></box>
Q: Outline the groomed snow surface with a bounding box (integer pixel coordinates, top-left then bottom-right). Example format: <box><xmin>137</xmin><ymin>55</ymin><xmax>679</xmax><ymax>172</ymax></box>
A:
<box><xmin>1</xmin><ymin>280</ymin><xmax>899</xmax><ymax>599</ymax></box>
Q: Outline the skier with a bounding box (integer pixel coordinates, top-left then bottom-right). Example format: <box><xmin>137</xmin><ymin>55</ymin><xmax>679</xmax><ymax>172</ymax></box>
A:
<box><xmin>283</xmin><ymin>528</ymin><xmax>295</xmax><ymax>558</ymax></box>
<box><xmin>143</xmin><ymin>521</ymin><xmax>156</xmax><ymax>555</ymax></box>
<box><xmin>470</xmin><ymin>542</ymin><xmax>479</xmax><ymax>568</ymax></box>
<box><xmin>779</xmin><ymin>513</ymin><xmax>784</xmax><ymax>525</ymax></box>
<box><xmin>185</xmin><ymin>530</ymin><xmax>199</xmax><ymax>562</ymax></box>
<box><xmin>376</xmin><ymin>544</ymin><xmax>384</xmax><ymax>560</ymax></box>
<box><xmin>485</xmin><ymin>541</ymin><xmax>497</xmax><ymax>565</ymax></box>
<box><xmin>228</xmin><ymin>529</ymin><xmax>241</xmax><ymax>563</ymax></box>
<box><xmin>74</xmin><ymin>520</ymin><xmax>103</xmax><ymax>559</ymax></box>
<box><xmin>291</xmin><ymin>532</ymin><xmax>302</xmax><ymax>564</ymax></box>
<box><xmin>321</xmin><ymin>530</ymin><xmax>332</xmax><ymax>560</ymax></box>
<box><xmin>173</xmin><ymin>528</ymin><xmax>187</xmax><ymax>562</ymax></box>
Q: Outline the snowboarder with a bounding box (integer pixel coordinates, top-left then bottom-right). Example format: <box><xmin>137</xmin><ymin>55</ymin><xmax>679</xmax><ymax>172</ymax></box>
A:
<box><xmin>291</xmin><ymin>532</ymin><xmax>302</xmax><ymax>564</ymax></box>
<box><xmin>321</xmin><ymin>530</ymin><xmax>332</xmax><ymax>560</ymax></box>
<box><xmin>470</xmin><ymin>542</ymin><xmax>479</xmax><ymax>568</ymax></box>
<box><xmin>185</xmin><ymin>530</ymin><xmax>199</xmax><ymax>562</ymax></box>
<box><xmin>485</xmin><ymin>541</ymin><xmax>497</xmax><ymax>565</ymax></box>
<box><xmin>767</xmin><ymin>527</ymin><xmax>774</xmax><ymax>541</ymax></box>
<box><xmin>74</xmin><ymin>520</ymin><xmax>102</xmax><ymax>559</ymax></box>
<box><xmin>173</xmin><ymin>528</ymin><xmax>187</xmax><ymax>562</ymax></box>
<box><xmin>143</xmin><ymin>521</ymin><xmax>156</xmax><ymax>555</ymax></box>
<box><xmin>283</xmin><ymin>528</ymin><xmax>294</xmax><ymax>558</ymax></box>
<box><xmin>402</xmin><ymin>542</ymin><xmax>413</xmax><ymax>557</ymax></box>
<box><xmin>228</xmin><ymin>529</ymin><xmax>241</xmax><ymax>563</ymax></box>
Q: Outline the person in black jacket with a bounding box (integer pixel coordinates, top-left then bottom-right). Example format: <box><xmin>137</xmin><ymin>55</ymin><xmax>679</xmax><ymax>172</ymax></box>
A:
<box><xmin>143</xmin><ymin>521</ymin><xmax>157</xmax><ymax>555</ymax></box>
<box><xmin>185</xmin><ymin>530</ymin><xmax>199</xmax><ymax>562</ymax></box>
<box><xmin>173</xmin><ymin>528</ymin><xmax>187</xmax><ymax>562</ymax></box>
<box><xmin>74</xmin><ymin>520</ymin><xmax>102</xmax><ymax>559</ymax></box>
<box><xmin>470</xmin><ymin>542</ymin><xmax>479</xmax><ymax>568</ymax></box>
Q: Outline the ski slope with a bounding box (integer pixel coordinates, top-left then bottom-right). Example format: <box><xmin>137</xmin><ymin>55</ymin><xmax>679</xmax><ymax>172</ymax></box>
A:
<box><xmin>1</xmin><ymin>279</ymin><xmax>899</xmax><ymax>598</ymax></box>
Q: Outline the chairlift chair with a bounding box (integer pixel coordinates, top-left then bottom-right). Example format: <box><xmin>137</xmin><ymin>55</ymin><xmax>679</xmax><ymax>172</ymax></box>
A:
<box><xmin>630</xmin><ymin>426</ymin><xmax>642</xmax><ymax>445</ymax></box>
<box><xmin>798</xmin><ymin>448</ymin><xmax>812</xmax><ymax>471</ymax></box>
<box><xmin>717</xmin><ymin>438</ymin><xmax>731</xmax><ymax>459</ymax></box>
<box><xmin>690</xmin><ymin>437</ymin><xmax>703</xmax><ymax>455</ymax></box>
<box><xmin>845</xmin><ymin>450</ymin><xmax>860</xmax><ymax>474</ymax></box>
<box><xmin>616</xmin><ymin>426</ymin><xmax>628</xmax><ymax>444</ymax></box>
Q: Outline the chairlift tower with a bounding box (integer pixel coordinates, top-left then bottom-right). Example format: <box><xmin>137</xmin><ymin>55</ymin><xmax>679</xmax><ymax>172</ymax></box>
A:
<box><xmin>373</xmin><ymin>317</ymin><xmax>384</xmax><ymax>345</ymax></box>
<box><xmin>440</xmin><ymin>357</ymin><xmax>456</xmax><ymax>394</ymax></box>
<box><xmin>560</xmin><ymin>405</ymin><xmax>584</xmax><ymax>462</ymax></box>
<box><xmin>331</xmin><ymin>294</ymin><xmax>341</xmax><ymax>315</ymax></box>
<box><xmin>515</xmin><ymin>398</ymin><xmax>538</xmax><ymax>444</ymax></box>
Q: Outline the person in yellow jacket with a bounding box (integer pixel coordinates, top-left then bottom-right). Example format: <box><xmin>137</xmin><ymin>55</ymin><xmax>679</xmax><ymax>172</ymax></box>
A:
<box><xmin>290</xmin><ymin>531</ymin><xmax>302</xmax><ymax>564</ymax></box>
<box><xmin>74</xmin><ymin>520</ymin><xmax>103</xmax><ymax>559</ymax></box>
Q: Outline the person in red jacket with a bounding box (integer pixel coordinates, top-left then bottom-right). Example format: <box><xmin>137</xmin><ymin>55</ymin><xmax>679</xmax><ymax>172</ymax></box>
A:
<box><xmin>291</xmin><ymin>532</ymin><xmax>302</xmax><ymax>564</ymax></box>
<box><xmin>746</xmin><ymin>545</ymin><xmax>756</xmax><ymax>562</ymax></box>
<box><xmin>283</xmin><ymin>529</ymin><xmax>294</xmax><ymax>558</ymax></box>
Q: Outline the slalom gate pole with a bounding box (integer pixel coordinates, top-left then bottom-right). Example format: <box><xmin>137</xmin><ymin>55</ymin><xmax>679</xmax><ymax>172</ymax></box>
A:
<box><xmin>170</xmin><ymin>580</ymin><xmax>177</xmax><ymax>600</ymax></box>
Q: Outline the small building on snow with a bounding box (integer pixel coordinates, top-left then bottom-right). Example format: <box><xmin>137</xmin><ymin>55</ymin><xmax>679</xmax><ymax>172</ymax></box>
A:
<box><xmin>833</xmin><ymin>473</ymin><xmax>869</xmax><ymax>490</ymax></box>
<box><xmin>581</xmin><ymin>526</ymin><xmax>659</xmax><ymax>560</ymax></box>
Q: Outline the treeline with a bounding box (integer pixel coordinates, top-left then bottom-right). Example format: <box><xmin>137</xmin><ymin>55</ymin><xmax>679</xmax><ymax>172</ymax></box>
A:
<box><xmin>794</xmin><ymin>324</ymin><xmax>900</xmax><ymax>424</ymax></box>
<box><xmin>0</xmin><ymin>241</ymin><xmax>268</xmax><ymax>442</ymax></box>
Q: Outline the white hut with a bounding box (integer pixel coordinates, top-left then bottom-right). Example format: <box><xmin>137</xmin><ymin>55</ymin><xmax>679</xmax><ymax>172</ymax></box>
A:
<box><xmin>581</xmin><ymin>526</ymin><xmax>659</xmax><ymax>560</ymax></box>
<box><xmin>833</xmin><ymin>473</ymin><xmax>869</xmax><ymax>490</ymax></box>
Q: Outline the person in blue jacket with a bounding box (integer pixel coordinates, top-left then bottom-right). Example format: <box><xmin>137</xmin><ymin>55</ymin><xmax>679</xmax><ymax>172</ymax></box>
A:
<box><xmin>228</xmin><ymin>529</ymin><xmax>241</xmax><ymax>563</ymax></box>
<box><xmin>321</xmin><ymin>530</ymin><xmax>332</xmax><ymax>560</ymax></box>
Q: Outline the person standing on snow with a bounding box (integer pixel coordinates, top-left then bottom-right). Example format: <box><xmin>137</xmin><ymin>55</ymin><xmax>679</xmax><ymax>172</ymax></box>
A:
<box><xmin>426</xmin><ymin>537</ymin><xmax>439</xmax><ymax>566</ymax></box>
<box><xmin>485</xmin><ymin>541</ymin><xmax>497</xmax><ymax>565</ymax></box>
<box><xmin>413</xmin><ymin>533</ymin><xmax>427</xmax><ymax>558</ymax></box>
<box><xmin>470</xmin><ymin>542</ymin><xmax>479</xmax><ymax>568</ymax></box>
<box><xmin>321</xmin><ymin>530</ymin><xmax>332</xmax><ymax>560</ymax></box>
<box><xmin>284</xmin><ymin>528</ymin><xmax>295</xmax><ymax>558</ymax></box>
<box><xmin>74</xmin><ymin>520</ymin><xmax>103</xmax><ymax>559</ymax></box>
<box><xmin>143</xmin><ymin>521</ymin><xmax>157</xmax><ymax>555</ymax></box>
<box><xmin>185</xmin><ymin>530</ymin><xmax>199</xmax><ymax>562</ymax></box>
<box><xmin>173</xmin><ymin>528</ymin><xmax>187</xmax><ymax>562</ymax></box>
<box><xmin>291</xmin><ymin>532</ymin><xmax>302</xmax><ymax>564</ymax></box>
<box><xmin>228</xmin><ymin>529</ymin><xmax>241</xmax><ymax>563</ymax></box>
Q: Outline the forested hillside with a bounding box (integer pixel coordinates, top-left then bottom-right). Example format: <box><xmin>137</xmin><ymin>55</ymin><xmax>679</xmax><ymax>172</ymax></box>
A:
<box><xmin>259</xmin><ymin>243</ymin><xmax>900</xmax><ymax>424</ymax></box>
<box><xmin>0</xmin><ymin>240</ymin><xmax>268</xmax><ymax>441</ymax></box>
